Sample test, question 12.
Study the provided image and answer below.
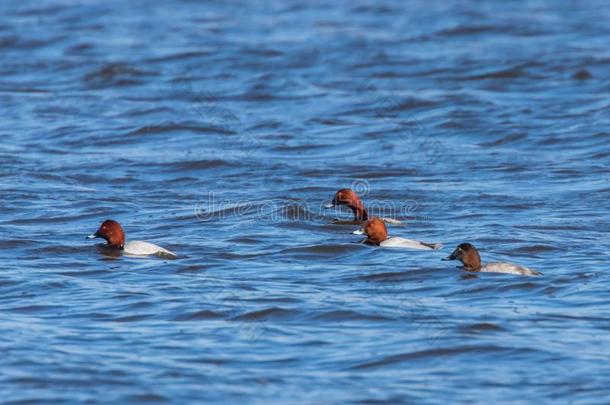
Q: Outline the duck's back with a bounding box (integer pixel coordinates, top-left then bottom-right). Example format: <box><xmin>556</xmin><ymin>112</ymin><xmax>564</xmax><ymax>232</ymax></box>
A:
<box><xmin>481</xmin><ymin>262</ymin><xmax>541</xmax><ymax>276</ymax></box>
<box><xmin>124</xmin><ymin>240</ymin><xmax>177</xmax><ymax>257</ymax></box>
<box><xmin>380</xmin><ymin>237</ymin><xmax>441</xmax><ymax>250</ymax></box>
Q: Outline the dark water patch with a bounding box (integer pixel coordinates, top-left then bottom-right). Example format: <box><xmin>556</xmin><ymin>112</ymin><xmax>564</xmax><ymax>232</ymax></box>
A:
<box><xmin>0</xmin><ymin>279</ymin><xmax>21</xmax><ymax>288</ymax></box>
<box><xmin>513</xmin><ymin>245</ymin><xmax>559</xmax><ymax>254</ymax></box>
<box><xmin>165</xmin><ymin>159</ymin><xmax>237</xmax><ymax>171</ymax></box>
<box><xmin>9</xmin><ymin>304</ymin><xmax>68</xmax><ymax>314</ymax></box>
<box><xmin>572</xmin><ymin>69</ymin><xmax>593</xmax><ymax>80</ymax></box>
<box><xmin>226</xmin><ymin>236</ymin><xmax>262</xmax><ymax>244</ymax></box>
<box><xmin>65</xmin><ymin>42</ymin><xmax>95</xmax><ymax>54</ymax></box>
<box><xmin>462</xmin><ymin>62</ymin><xmax>546</xmax><ymax>81</ymax></box>
<box><xmin>309</xmin><ymin>310</ymin><xmax>392</xmax><ymax>322</ymax></box>
<box><xmin>589</xmin><ymin>149</ymin><xmax>610</xmax><ymax>160</ymax></box>
<box><xmin>176</xmin><ymin>264</ymin><xmax>210</xmax><ymax>273</ymax></box>
<box><xmin>493</xmin><ymin>281</ymin><xmax>545</xmax><ymax>293</ymax></box>
<box><xmin>536</xmin><ymin>313</ymin><xmax>610</xmax><ymax>323</ymax></box>
<box><xmin>126</xmin><ymin>393</ymin><xmax>170</xmax><ymax>403</ymax></box>
<box><xmin>146</xmin><ymin>51</ymin><xmax>214</xmax><ymax>63</ymax></box>
<box><xmin>277</xmin><ymin>243</ymin><xmax>361</xmax><ymax>258</ymax></box>
<box><xmin>458</xmin><ymin>322</ymin><xmax>506</xmax><ymax>334</ymax></box>
<box><xmin>351</xmin><ymin>345</ymin><xmax>540</xmax><ymax>370</ymax></box>
<box><xmin>231</xmin><ymin>307</ymin><xmax>296</xmax><ymax>321</ymax></box>
<box><xmin>120</xmin><ymin>106</ymin><xmax>177</xmax><ymax>117</ymax></box>
<box><xmin>172</xmin><ymin>310</ymin><xmax>224</xmax><ymax>321</ymax></box>
<box><xmin>57</xmin><ymin>270</ymin><xmax>108</xmax><ymax>278</ymax></box>
<box><xmin>0</xmin><ymin>84</ymin><xmax>50</xmax><ymax>94</ymax></box>
<box><xmin>83</xmin><ymin>63</ymin><xmax>156</xmax><ymax>88</ymax></box>
<box><xmin>0</xmin><ymin>35</ymin><xmax>18</xmax><ymax>48</ymax></box>
<box><xmin>126</xmin><ymin>122</ymin><xmax>235</xmax><ymax>136</ymax></box>
<box><xmin>308</xmin><ymin>117</ymin><xmax>355</xmax><ymax>126</ymax></box>
<box><xmin>357</xmin><ymin>271</ymin><xmax>412</xmax><ymax>283</ymax></box>
<box><xmin>515</xmin><ymin>224</ymin><xmax>589</xmax><ymax>232</ymax></box>
<box><xmin>479</xmin><ymin>133</ymin><xmax>528</xmax><ymax>147</ymax></box>
<box><xmin>12</xmin><ymin>4</ymin><xmax>70</xmax><ymax>17</ymax></box>
<box><xmin>1</xmin><ymin>239</ymin><xmax>39</xmax><ymax>249</ymax></box>
<box><xmin>104</xmin><ymin>314</ymin><xmax>154</xmax><ymax>323</ymax></box>
<box><xmin>436</xmin><ymin>24</ymin><xmax>499</xmax><ymax>37</ymax></box>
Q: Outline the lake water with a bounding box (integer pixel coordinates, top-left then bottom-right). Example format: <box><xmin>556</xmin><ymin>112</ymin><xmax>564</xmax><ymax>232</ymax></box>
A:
<box><xmin>1</xmin><ymin>0</ymin><xmax>609</xmax><ymax>403</ymax></box>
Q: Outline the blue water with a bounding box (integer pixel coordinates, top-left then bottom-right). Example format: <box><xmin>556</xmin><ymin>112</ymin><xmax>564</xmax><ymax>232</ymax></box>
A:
<box><xmin>1</xmin><ymin>0</ymin><xmax>610</xmax><ymax>403</ymax></box>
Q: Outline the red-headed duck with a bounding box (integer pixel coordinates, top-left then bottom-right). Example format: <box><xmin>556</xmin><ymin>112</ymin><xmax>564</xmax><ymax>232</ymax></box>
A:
<box><xmin>353</xmin><ymin>217</ymin><xmax>441</xmax><ymax>250</ymax></box>
<box><xmin>325</xmin><ymin>188</ymin><xmax>401</xmax><ymax>224</ymax></box>
<box><xmin>87</xmin><ymin>219</ymin><xmax>177</xmax><ymax>258</ymax></box>
<box><xmin>443</xmin><ymin>243</ymin><xmax>541</xmax><ymax>276</ymax></box>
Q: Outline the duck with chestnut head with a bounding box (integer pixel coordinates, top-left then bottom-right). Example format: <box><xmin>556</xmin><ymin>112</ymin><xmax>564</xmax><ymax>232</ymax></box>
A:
<box><xmin>353</xmin><ymin>217</ymin><xmax>441</xmax><ymax>250</ymax></box>
<box><xmin>325</xmin><ymin>188</ymin><xmax>401</xmax><ymax>225</ymax></box>
<box><xmin>87</xmin><ymin>219</ymin><xmax>177</xmax><ymax>258</ymax></box>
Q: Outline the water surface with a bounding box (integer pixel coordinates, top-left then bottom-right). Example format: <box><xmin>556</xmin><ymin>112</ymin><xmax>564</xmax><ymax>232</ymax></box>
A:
<box><xmin>1</xmin><ymin>0</ymin><xmax>610</xmax><ymax>403</ymax></box>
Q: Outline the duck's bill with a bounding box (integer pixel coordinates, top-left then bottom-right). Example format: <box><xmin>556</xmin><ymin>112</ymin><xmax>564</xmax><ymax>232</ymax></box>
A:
<box><xmin>352</xmin><ymin>229</ymin><xmax>364</xmax><ymax>235</ymax></box>
<box><xmin>86</xmin><ymin>234</ymin><xmax>98</xmax><ymax>239</ymax></box>
<box><xmin>442</xmin><ymin>251</ymin><xmax>457</xmax><ymax>261</ymax></box>
<box><xmin>324</xmin><ymin>203</ymin><xmax>335</xmax><ymax>209</ymax></box>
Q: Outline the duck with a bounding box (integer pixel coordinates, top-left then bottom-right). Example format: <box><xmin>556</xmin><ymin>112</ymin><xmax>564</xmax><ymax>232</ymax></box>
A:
<box><xmin>353</xmin><ymin>217</ymin><xmax>441</xmax><ymax>250</ymax></box>
<box><xmin>87</xmin><ymin>219</ymin><xmax>177</xmax><ymax>258</ymax></box>
<box><xmin>443</xmin><ymin>243</ymin><xmax>541</xmax><ymax>276</ymax></box>
<box><xmin>325</xmin><ymin>188</ymin><xmax>401</xmax><ymax>224</ymax></box>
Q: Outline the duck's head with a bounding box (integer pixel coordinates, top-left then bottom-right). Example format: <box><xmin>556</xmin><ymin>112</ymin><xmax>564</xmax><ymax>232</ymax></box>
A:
<box><xmin>325</xmin><ymin>188</ymin><xmax>368</xmax><ymax>220</ymax></box>
<box><xmin>87</xmin><ymin>219</ymin><xmax>125</xmax><ymax>249</ymax></box>
<box><xmin>443</xmin><ymin>243</ymin><xmax>481</xmax><ymax>270</ymax></box>
<box><xmin>353</xmin><ymin>217</ymin><xmax>387</xmax><ymax>245</ymax></box>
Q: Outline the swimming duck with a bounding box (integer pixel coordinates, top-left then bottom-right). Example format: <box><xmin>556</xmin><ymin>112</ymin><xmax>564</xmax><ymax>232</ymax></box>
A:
<box><xmin>443</xmin><ymin>243</ymin><xmax>541</xmax><ymax>276</ymax></box>
<box><xmin>87</xmin><ymin>219</ymin><xmax>177</xmax><ymax>258</ymax></box>
<box><xmin>325</xmin><ymin>188</ymin><xmax>401</xmax><ymax>224</ymax></box>
<box><xmin>353</xmin><ymin>217</ymin><xmax>441</xmax><ymax>250</ymax></box>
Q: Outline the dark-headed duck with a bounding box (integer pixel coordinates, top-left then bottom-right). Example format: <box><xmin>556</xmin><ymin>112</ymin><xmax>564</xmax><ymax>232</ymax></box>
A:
<box><xmin>325</xmin><ymin>188</ymin><xmax>401</xmax><ymax>224</ymax></box>
<box><xmin>87</xmin><ymin>219</ymin><xmax>177</xmax><ymax>258</ymax></box>
<box><xmin>443</xmin><ymin>243</ymin><xmax>540</xmax><ymax>276</ymax></box>
<box><xmin>353</xmin><ymin>217</ymin><xmax>441</xmax><ymax>250</ymax></box>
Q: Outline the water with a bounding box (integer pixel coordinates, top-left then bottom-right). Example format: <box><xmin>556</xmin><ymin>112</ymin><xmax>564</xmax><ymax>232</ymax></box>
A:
<box><xmin>1</xmin><ymin>0</ymin><xmax>609</xmax><ymax>403</ymax></box>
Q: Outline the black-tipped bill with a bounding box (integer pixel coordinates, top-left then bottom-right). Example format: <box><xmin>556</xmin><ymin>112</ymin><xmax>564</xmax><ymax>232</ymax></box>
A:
<box><xmin>442</xmin><ymin>248</ymin><xmax>459</xmax><ymax>261</ymax></box>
